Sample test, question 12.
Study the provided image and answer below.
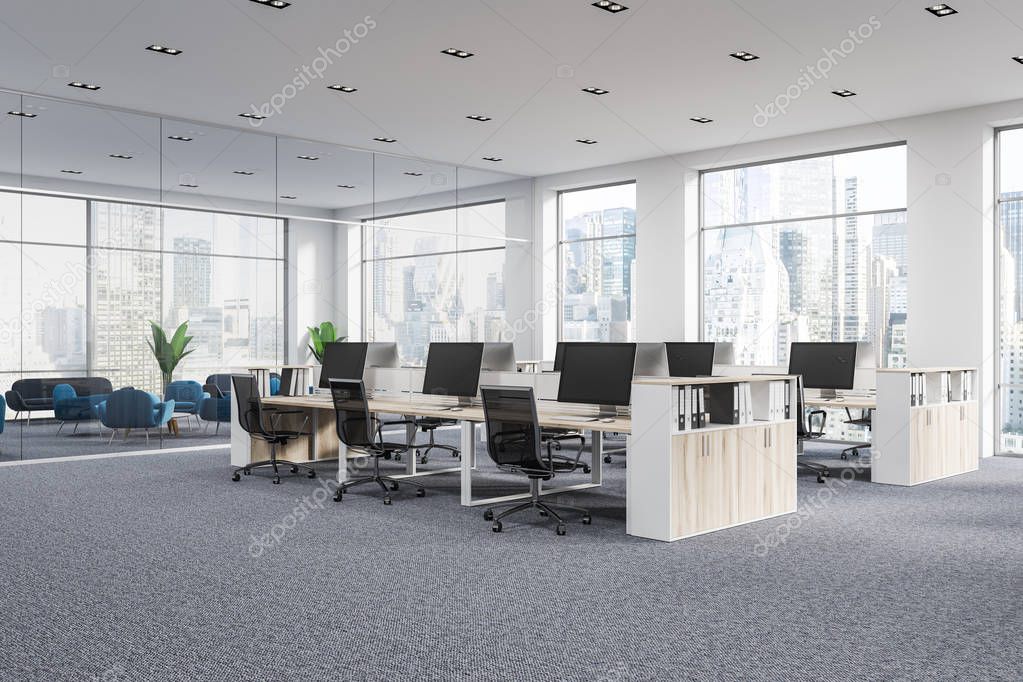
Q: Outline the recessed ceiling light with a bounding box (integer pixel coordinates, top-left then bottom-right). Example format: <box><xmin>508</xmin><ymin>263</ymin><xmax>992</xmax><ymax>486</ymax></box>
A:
<box><xmin>337</xmin><ymin>184</ymin><xmax>356</xmax><ymax>189</ymax></box>
<box><xmin>832</xmin><ymin>89</ymin><xmax>857</xmax><ymax>97</ymax></box>
<box><xmin>68</xmin><ymin>81</ymin><xmax>101</xmax><ymax>91</ymax></box>
<box><xmin>373</xmin><ymin>137</ymin><xmax>397</xmax><ymax>143</ymax></box>
<box><xmin>690</xmin><ymin>117</ymin><xmax>713</xmax><ymax>123</ymax></box>
<box><xmin>404</xmin><ymin>171</ymin><xmax>424</xmax><ymax>177</ymax></box>
<box><xmin>327</xmin><ymin>84</ymin><xmax>358</xmax><ymax>93</ymax></box>
<box><xmin>925</xmin><ymin>4</ymin><xmax>957</xmax><ymax>17</ymax></box>
<box><xmin>167</xmin><ymin>134</ymin><xmax>193</xmax><ymax>142</ymax></box>
<box><xmin>233</xmin><ymin>170</ymin><xmax>255</xmax><ymax>175</ymax></box>
<box><xmin>482</xmin><ymin>157</ymin><xmax>503</xmax><ymax>162</ymax></box>
<box><xmin>576</xmin><ymin>138</ymin><xmax>598</xmax><ymax>145</ymax></box>
<box><xmin>179</xmin><ymin>183</ymin><xmax>199</xmax><ymax>188</ymax></box>
<box><xmin>109</xmin><ymin>153</ymin><xmax>133</xmax><ymax>159</ymax></box>
<box><xmin>582</xmin><ymin>87</ymin><xmax>610</xmax><ymax>95</ymax></box>
<box><xmin>730</xmin><ymin>51</ymin><xmax>759</xmax><ymax>62</ymax></box>
<box><xmin>466</xmin><ymin>114</ymin><xmax>492</xmax><ymax>122</ymax></box>
<box><xmin>296</xmin><ymin>155</ymin><xmax>319</xmax><ymax>161</ymax></box>
<box><xmin>279</xmin><ymin>194</ymin><xmax>297</xmax><ymax>200</ymax></box>
<box><xmin>60</xmin><ymin>169</ymin><xmax>83</xmax><ymax>174</ymax></box>
<box><xmin>239</xmin><ymin>112</ymin><xmax>266</xmax><ymax>120</ymax></box>
<box><xmin>249</xmin><ymin>0</ymin><xmax>291</xmax><ymax>8</ymax></box>
<box><xmin>442</xmin><ymin>48</ymin><xmax>474</xmax><ymax>59</ymax></box>
<box><xmin>146</xmin><ymin>44</ymin><xmax>182</xmax><ymax>55</ymax></box>
<box><xmin>1013</xmin><ymin>56</ymin><xmax>1023</xmax><ymax>65</ymax></box>
<box><xmin>592</xmin><ymin>1</ymin><xmax>628</xmax><ymax>13</ymax></box>
<box><xmin>8</xmin><ymin>110</ymin><xmax>36</xmax><ymax>118</ymax></box>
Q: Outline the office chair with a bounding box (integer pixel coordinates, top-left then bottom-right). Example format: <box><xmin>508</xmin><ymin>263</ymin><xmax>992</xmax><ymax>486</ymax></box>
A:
<box><xmin>542</xmin><ymin>428</ymin><xmax>593</xmax><ymax>473</ymax></box>
<box><xmin>480</xmin><ymin>385</ymin><xmax>592</xmax><ymax>535</ymax></box>
<box><xmin>840</xmin><ymin>407</ymin><xmax>872</xmax><ymax>459</ymax></box>
<box><xmin>230</xmin><ymin>375</ymin><xmax>316</xmax><ymax>485</ymax></box>
<box><xmin>795</xmin><ymin>378</ymin><xmax>831</xmax><ymax>484</ymax></box>
<box><xmin>329</xmin><ymin>379</ymin><xmax>426</xmax><ymax>505</ymax></box>
<box><xmin>393</xmin><ymin>416</ymin><xmax>460</xmax><ymax>465</ymax></box>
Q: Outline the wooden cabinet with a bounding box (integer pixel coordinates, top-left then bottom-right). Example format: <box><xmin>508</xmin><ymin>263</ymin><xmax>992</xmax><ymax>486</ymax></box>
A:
<box><xmin>907</xmin><ymin>402</ymin><xmax>978</xmax><ymax>485</ymax></box>
<box><xmin>671</xmin><ymin>422</ymin><xmax>796</xmax><ymax>539</ymax></box>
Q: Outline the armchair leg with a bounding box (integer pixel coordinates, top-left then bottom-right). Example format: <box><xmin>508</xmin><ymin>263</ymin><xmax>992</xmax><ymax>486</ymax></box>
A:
<box><xmin>108</xmin><ymin>429</ymin><xmax>117</xmax><ymax>445</ymax></box>
<box><xmin>57</xmin><ymin>421</ymin><xmax>64</xmax><ymax>435</ymax></box>
<box><xmin>72</xmin><ymin>422</ymin><xmax>80</xmax><ymax>435</ymax></box>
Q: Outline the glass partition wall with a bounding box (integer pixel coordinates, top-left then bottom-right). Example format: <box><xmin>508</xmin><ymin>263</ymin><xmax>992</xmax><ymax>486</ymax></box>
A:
<box><xmin>0</xmin><ymin>90</ymin><xmax>525</xmax><ymax>461</ymax></box>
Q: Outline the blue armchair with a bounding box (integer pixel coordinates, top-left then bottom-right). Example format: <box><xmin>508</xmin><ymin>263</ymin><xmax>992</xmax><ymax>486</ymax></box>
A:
<box><xmin>165</xmin><ymin>380</ymin><xmax>208</xmax><ymax>430</ymax></box>
<box><xmin>199</xmin><ymin>382</ymin><xmax>231</xmax><ymax>435</ymax></box>
<box><xmin>0</xmin><ymin>394</ymin><xmax>5</xmax><ymax>436</ymax></box>
<box><xmin>53</xmin><ymin>383</ymin><xmax>108</xmax><ymax>435</ymax></box>
<box><xmin>96</xmin><ymin>388</ymin><xmax>175</xmax><ymax>446</ymax></box>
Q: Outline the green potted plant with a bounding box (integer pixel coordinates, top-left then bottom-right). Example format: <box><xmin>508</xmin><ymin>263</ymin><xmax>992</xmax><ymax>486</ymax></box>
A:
<box><xmin>307</xmin><ymin>321</ymin><xmax>345</xmax><ymax>363</ymax></box>
<box><xmin>147</xmin><ymin>321</ymin><xmax>195</xmax><ymax>392</ymax></box>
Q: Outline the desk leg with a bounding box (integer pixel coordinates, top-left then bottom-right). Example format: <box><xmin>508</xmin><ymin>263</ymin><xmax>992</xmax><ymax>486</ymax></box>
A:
<box><xmin>337</xmin><ymin>439</ymin><xmax>348</xmax><ymax>484</ymax></box>
<box><xmin>308</xmin><ymin>409</ymin><xmax>318</xmax><ymax>461</ymax></box>
<box><xmin>405</xmin><ymin>416</ymin><xmax>416</xmax><ymax>476</ymax></box>
<box><xmin>591</xmin><ymin>430</ymin><xmax>603</xmax><ymax>485</ymax></box>
<box><xmin>460</xmin><ymin>420</ymin><xmax>475</xmax><ymax>506</ymax></box>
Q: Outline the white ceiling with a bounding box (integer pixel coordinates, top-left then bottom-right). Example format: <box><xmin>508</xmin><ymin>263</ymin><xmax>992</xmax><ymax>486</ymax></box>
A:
<box><xmin>1</xmin><ymin>0</ymin><xmax>1023</xmax><ymax>180</ymax></box>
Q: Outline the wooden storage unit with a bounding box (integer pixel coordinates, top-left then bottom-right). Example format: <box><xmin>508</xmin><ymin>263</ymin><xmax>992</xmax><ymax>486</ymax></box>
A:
<box><xmin>873</xmin><ymin>368</ymin><xmax>979</xmax><ymax>486</ymax></box>
<box><xmin>630</xmin><ymin>376</ymin><xmax>798</xmax><ymax>542</ymax></box>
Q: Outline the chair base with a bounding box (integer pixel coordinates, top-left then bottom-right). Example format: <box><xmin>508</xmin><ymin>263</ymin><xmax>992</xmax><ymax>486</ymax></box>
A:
<box><xmin>398</xmin><ymin>426</ymin><xmax>460</xmax><ymax>464</ymax></box>
<box><xmin>483</xmin><ymin>479</ymin><xmax>591</xmax><ymax>535</ymax></box>
<box><xmin>333</xmin><ymin>457</ymin><xmax>425</xmax><ymax>504</ymax></box>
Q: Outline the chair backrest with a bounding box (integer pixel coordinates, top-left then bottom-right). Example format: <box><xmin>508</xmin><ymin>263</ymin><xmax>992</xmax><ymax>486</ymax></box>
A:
<box><xmin>100</xmin><ymin>388</ymin><xmax>159</xmax><ymax>428</ymax></box>
<box><xmin>480</xmin><ymin>385</ymin><xmax>547</xmax><ymax>473</ymax></box>
<box><xmin>329</xmin><ymin>379</ymin><xmax>376</xmax><ymax>449</ymax></box>
<box><xmin>202</xmin><ymin>382</ymin><xmax>224</xmax><ymax>399</ymax></box>
<box><xmin>52</xmin><ymin>383</ymin><xmax>77</xmax><ymax>402</ymax></box>
<box><xmin>165</xmin><ymin>380</ymin><xmax>203</xmax><ymax>403</ymax></box>
<box><xmin>231</xmin><ymin>375</ymin><xmax>264</xmax><ymax>436</ymax></box>
<box><xmin>205</xmin><ymin>374</ymin><xmax>233</xmax><ymax>396</ymax></box>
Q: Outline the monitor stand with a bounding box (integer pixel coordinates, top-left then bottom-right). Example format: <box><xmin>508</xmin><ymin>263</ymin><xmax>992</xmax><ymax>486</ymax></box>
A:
<box><xmin>597</xmin><ymin>404</ymin><xmax>618</xmax><ymax>420</ymax></box>
<box><xmin>444</xmin><ymin>396</ymin><xmax>474</xmax><ymax>411</ymax></box>
<box><xmin>819</xmin><ymin>388</ymin><xmax>838</xmax><ymax>400</ymax></box>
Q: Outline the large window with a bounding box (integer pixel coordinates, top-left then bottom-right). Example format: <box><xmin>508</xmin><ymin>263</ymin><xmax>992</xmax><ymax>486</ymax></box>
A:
<box><xmin>363</xmin><ymin>201</ymin><xmax>507</xmax><ymax>366</ymax></box>
<box><xmin>701</xmin><ymin>145</ymin><xmax>908</xmax><ymax>367</ymax></box>
<box><xmin>558</xmin><ymin>183</ymin><xmax>636</xmax><ymax>342</ymax></box>
<box><xmin>996</xmin><ymin>127</ymin><xmax>1023</xmax><ymax>452</ymax></box>
<box><xmin>0</xmin><ymin>192</ymin><xmax>285</xmax><ymax>399</ymax></box>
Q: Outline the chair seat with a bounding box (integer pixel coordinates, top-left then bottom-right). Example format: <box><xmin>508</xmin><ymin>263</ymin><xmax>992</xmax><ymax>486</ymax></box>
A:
<box><xmin>418</xmin><ymin>417</ymin><xmax>456</xmax><ymax>429</ymax></box>
<box><xmin>173</xmin><ymin>401</ymin><xmax>197</xmax><ymax>411</ymax></box>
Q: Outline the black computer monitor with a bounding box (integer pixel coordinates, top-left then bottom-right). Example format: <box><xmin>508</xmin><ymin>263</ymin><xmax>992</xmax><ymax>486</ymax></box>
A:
<box><xmin>557</xmin><ymin>343</ymin><xmax>637</xmax><ymax>417</ymax></box>
<box><xmin>421</xmin><ymin>342</ymin><xmax>485</xmax><ymax>406</ymax></box>
<box><xmin>318</xmin><ymin>342</ymin><xmax>369</xmax><ymax>388</ymax></box>
<box><xmin>665</xmin><ymin>342</ymin><xmax>716</xmax><ymax>377</ymax></box>
<box><xmin>553</xmin><ymin>341</ymin><xmax>598</xmax><ymax>371</ymax></box>
<box><xmin>787</xmin><ymin>342</ymin><xmax>858</xmax><ymax>397</ymax></box>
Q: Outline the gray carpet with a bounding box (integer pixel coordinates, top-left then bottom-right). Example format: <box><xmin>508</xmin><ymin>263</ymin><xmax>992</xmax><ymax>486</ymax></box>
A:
<box><xmin>1</xmin><ymin>437</ymin><xmax>1021</xmax><ymax>681</ymax></box>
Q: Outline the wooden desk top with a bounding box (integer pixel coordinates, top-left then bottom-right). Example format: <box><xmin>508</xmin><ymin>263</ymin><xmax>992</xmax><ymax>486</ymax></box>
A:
<box><xmin>803</xmin><ymin>396</ymin><xmax>876</xmax><ymax>409</ymax></box>
<box><xmin>261</xmin><ymin>395</ymin><xmax>631</xmax><ymax>434</ymax></box>
<box><xmin>876</xmin><ymin>367</ymin><xmax>975</xmax><ymax>374</ymax></box>
<box><xmin>633</xmin><ymin>374</ymin><xmax>798</xmax><ymax>386</ymax></box>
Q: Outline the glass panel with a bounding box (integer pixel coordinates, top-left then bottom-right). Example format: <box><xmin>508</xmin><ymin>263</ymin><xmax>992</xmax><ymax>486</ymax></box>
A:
<box><xmin>458</xmin><ymin>247</ymin><xmax>507</xmax><ymax>342</ymax></box>
<box><xmin>0</xmin><ymin>242</ymin><xmax>22</xmax><ymax>375</ymax></box>
<box><xmin>702</xmin><ymin>145</ymin><xmax>907</xmax><ymax>228</ymax></box>
<box><xmin>20</xmin><ymin>97</ymin><xmax>161</xmax><ymax>202</ymax></box>
<box><xmin>93</xmin><ymin>200</ymin><xmax>160</xmax><ymax>251</ymax></box>
<box><xmin>20</xmin><ymin>244</ymin><xmax>87</xmax><ymax>372</ymax></box>
<box><xmin>0</xmin><ymin>92</ymin><xmax>22</xmax><ymax>194</ymax></box>
<box><xmin>0</xmin><ymin>191</ymin><xmax>19</xmax><ymax>242</ymax></box>
<box><xmin>277</xmin><ymin>139</ymin><xmax>373</xmax><ymax>212</ymax></box>
<box><xmin>22</xmin><ymin>194</ymin><xmax>86</xmax><ymax>246</ymax></box>
<box><xmin>703</xmin><ymin>213</ymin><xmax>908</xmax><ymax>367</ymax></box>
<box><xmin>163</xmin><ymin>207</ymin><xmax>280</xmax><ymax>259</ymax></box>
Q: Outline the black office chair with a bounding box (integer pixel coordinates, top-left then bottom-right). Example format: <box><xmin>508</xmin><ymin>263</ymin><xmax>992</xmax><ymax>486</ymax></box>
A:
<box><xmin>230</xmin><ymin>375</ymin><xmax>315</xmax><ymax>485</ymax></box>
<box><xmin>329</xmin><ymin>379</ymin><xmax>426</xmax><ymax>505</ymax></box>
<box><xmin>795</xmin><ymin>378</ymin><xmax>831</xmax><ymax>484</ymax></box>
<box><xmin>480</xmin><ymin>385</ymin><xmax>592</xmax><ymax>535</ymax></box>
<box><xmin>393</xmin><ymin>416</ymin><xmax>461</xmax><ymax>464</ymax></box>
<box><xmin>542</xmin><ymin>428</ymin><xmax>593</xmax><ymax>472</ymax></box>
<box><xmin>839</xmin><ymin>408</ymin><xmax>872</xmax><ymax>460</ymax></box>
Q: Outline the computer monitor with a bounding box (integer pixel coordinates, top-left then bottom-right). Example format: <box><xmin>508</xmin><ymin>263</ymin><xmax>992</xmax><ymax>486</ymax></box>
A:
<box><xmin>481</xmin><ymin>342</ymin><xmax>516</xmax><ymax>371</ymax></box>
<box><xmin>554</xmin><ymin>341</ymin><xmax>600</xmax><ymax>372</ymax></box>
<box><xmin>557</xmin><ymin>343</ymin><xmax>637</xmax><ymax>418</ymax></box>
<box><xmin>421</xmin><ymin>342</ymin><xmax>485</xmax><ymax>407</ymax></box>
<box><xmin>278</xmin><ymin>368</ymin><xmax>296</xmax><ymax>396</ymax></box>
<box><xmin>365</xmin><ymin>342</ymin><xmax>399</xmax><ymax>368</ymax></box>
<box><xmin>318</xmin><ymin>342</ymin><xmax>369</xmax><ymax>388</ymax></box>
<box><xmin>787</xmin><ymin>342</ymin><xmax>858</xmax><ymax>398</ymax></box>
<box><xmin>634</xmin><ymin>342</ymin><xmax>669</xmax><ymax>377</ymax></box>
<box><xmin>664</xmin><ymin>342</ymin><xmax>716</xmax><ymax>377</ymax></box>
<box><xmin>713</xmin><ymin>342</ymin><xmax>735</xmax><ymax>366</ymax></box>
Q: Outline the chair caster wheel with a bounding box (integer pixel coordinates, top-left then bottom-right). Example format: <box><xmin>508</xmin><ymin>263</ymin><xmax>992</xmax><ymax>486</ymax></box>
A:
<box><xmin>582</xmin><ymin>515</ymin><xmax>592</xmax><ymax>525</ymax></box>
<box><xmin>243</xmin><ymin>469</ymin><xmax>251</xmax><ymax>476</ymax></box>
<box><xmin>307</xmin><ymin>470</ymin><xmax>316</xmax><ymax>478</ymax></box>
<box><xmin>603</xmin><ymin>455</ymin><xmax>612</xmax><ymax>464</ymax></box>
<box><xmin>483</xmin><ymin>509</ymin><xmax>494</xmax><ymax>521</ymax></box>
<box><xmin>492</xmin><ymin>521</ymin><xmax>502</xmax><ymax>533</ymax></box>
<box><xmin>390</xmin><ymin>482</ymin><xmax>399</xmax><ymax>491</ymax></box>
<box><xmin>817</xmin><ymin>475</ymin><xmax>825</xmax><ymax>484</ymax></box>
<box><xmin>451</xmin><ymin>451</ymin><xmax>459</xmax><ymax>458</ymax></box>
<box><xmin>421</xmin><ymin>456</ymin><xmax>429</xmax><ymax>465</ymax></box>
<box><xmin>840</xmin><ymin>453</ymin><xmax>847</xmax><ymax>460</ymax></box>
<box><xmin>334</xmin><ymin>489</ymin><xmax>343</xmax><ymax>502</ymax></box>
<box><xmin>538</xmin><ymin>510</ymin><xmax>548</xmax><ymax>517</ymax></box>
<box><xmin>416</xmin><ymin>488</ymin><xmax>426</xmax><ymax>497</ymax></box>
<box><xmin>851</xmin><ymin>449</ymin><xmax>859</xmax><ymax>457</ymax></box>
<box><xmin>583</xmin><ymin>465</ymin><xmax>591</xmax><ymax>474</ymax></box>
<box><xmin>383</xmin><ymin>496</ymin><xmax>392</xmax><ymax>505</ymax></box>
<box><xmin>231</xmin><ymin>472</ymin><xmax>240</xmax><ymax>482</ymax></box>
<box><xmin>272</xmin><ymin>476</ymin><xmax>281</xmax><ymax>485</ymax></box>
<box><xmin>394</xmin><ymin>453</ymin><xmax>402</xmax><ymax>462</ymax></box>
<box><xmin>383</xmin><ymin>453</ymin><xmax>392</xmax><ymax>460</ymax></box>
<box><xmin>556</xmin><ymin>524</ymin><xmax>567</xmax><ymax>536</ymax></box>
<box><xmin>823</xmin><ymin>470</ymin><xmax>831</xmax><ymax>477</ymax></box>
<box><xmin>291</xmin><ymin>465</ymin><xmax>299</xmax><ymax>473</ymax></box>
<box><xmin>415</xmin><ymin>449</ymin><xmax>421</xmax><ymax>457</ymax></box>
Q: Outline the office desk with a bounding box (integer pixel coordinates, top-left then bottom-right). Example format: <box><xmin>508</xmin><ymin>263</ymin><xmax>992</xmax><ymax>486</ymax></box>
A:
<box><xmin>802</xmin><ymin>395</ymin><xmax>875</xmax><ymax>460</ymax></box>
<box><xmin>247</xmin><ymin>394</ymin><xmax>630</xmax><ymax>507</ymax></box>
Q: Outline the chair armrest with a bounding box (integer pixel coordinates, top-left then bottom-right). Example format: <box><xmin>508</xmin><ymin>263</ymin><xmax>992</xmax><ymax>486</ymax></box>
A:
<box><xmin>156</xmin><ymin>400</ymin><xmax>175</xmax><ymax>425</ymax></box>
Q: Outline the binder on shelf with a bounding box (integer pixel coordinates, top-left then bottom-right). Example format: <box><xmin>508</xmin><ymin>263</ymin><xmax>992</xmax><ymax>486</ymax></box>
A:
<box><xmin>783</xmin><ymin>380</ymin><xmax>792</xmax><ymax>419</ymax></box>
<box><xmin>696</xmin><ymin>386</ymin><xmax>706</xmax><ymax>429</ymax></box>
<box><xmin>707</xmin><ymin>383</ymin><xmax>740</xmax><ymax>425</ymax></box>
